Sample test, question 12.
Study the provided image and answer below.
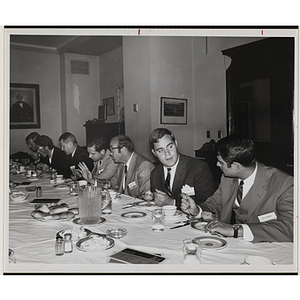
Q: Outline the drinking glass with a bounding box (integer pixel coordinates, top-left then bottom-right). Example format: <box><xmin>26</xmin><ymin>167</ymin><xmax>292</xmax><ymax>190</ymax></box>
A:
<box><xmin>182</xmin><ymin>239</ymin><xmax>201</xmax><ymax>264</ymax></box>
<box><xmin>102</xmin><ymin>190</ymin><xmax>112</xmax><ymax>214</ymax></box>
<box><xmin>78</xmin><ymin>185</ymin><xmax>102</xmax><ymax>224</ymax></box>
<box><xmin>152</xmin><ymin>209</ymin><xmax>165</xmax><ymax>232</ymax></box>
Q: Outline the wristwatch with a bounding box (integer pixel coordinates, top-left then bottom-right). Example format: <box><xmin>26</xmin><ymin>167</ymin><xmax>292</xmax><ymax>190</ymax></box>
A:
<box><xmin>232</xmin><ymin>224</ymin><xmax>240</xmax><ymax>238</ymax></box>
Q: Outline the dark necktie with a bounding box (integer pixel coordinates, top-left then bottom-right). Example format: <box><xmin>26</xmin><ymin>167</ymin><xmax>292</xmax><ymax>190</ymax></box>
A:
<box><xmin>164</xmin><ymin>168</ymin><xmax>172</xmax><ymax>196</ymax></box>
<box><xmin>122</xmin><ymin>164</ymin><xmax>128</xmax><ymax>192</ymax></box>
<box><xmin>237</xmin><ymin>180</ymin><xmax>244</xmax><ymax>205</ymax></box>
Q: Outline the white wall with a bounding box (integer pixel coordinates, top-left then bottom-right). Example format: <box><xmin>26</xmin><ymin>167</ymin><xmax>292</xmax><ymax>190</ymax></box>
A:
<box><xmin>10</xmin><ymin>48</ymin><xmax>62</xmax><ymax>154</ymax></box>
<box><xmin>99</xmin><ymin>46</ymin><xmax>124</xmax><ymax>123</ymax></box>
<box><xmin>123</xmin><ymin>36</ymin><xmax>263</xmax><ymax>159</ymax></box>
<box><xmin>63</xmin><ymin>53</ymin><xmax>100</xmax><ymax>146</ymax></box>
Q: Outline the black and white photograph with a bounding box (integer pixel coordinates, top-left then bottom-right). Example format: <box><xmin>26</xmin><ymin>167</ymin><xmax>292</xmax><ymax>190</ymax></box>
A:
<box><xmin>1</xmin><ymin>26</ymin><xmax>299</xmax><ymax>278</ymax></box>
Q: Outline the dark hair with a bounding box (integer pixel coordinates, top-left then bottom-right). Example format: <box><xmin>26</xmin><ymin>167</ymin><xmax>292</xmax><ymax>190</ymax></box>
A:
<box><xmin>58</xmin><ymin>132</ymin><xmax>77</xmax><ymax>144</ymax></box>
<box><xmin>36</xmin><ymin>135</ymin><xmax>54</xmax><ymax>150</ymax></box>
<box><xmin>149</xmin><ymin>128</ymin><xmax>176</xmax><ymax>149</ymax></box>
<box><xmin>25</xmin><ymin>132</ymin><xmax>40</xmax><ymax>143</ymax></box>
<box><xmin>87</xmin><ymin>136</ymin><xmax>107</xmax><ymax>152</ymax></box>
<box><xmin>113</xmin><ymin>134</ymin><xmax>134</xmax><ymax>153</ymax></box>
<box><xmin>216</xmin><ymin>135</ymin><xmax>256</xmax><ymax>167</ymax></box>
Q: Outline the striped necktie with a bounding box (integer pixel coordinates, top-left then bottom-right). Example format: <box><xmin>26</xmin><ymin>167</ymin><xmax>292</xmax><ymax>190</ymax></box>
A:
<box><xmin>237</xmin><ymin>180</ymin><xmax>244</xmax><ymax>205</ymax></box>
<box><xmin>164</xmin><ymin>168</ymin><xmax>172</xmax><ymax>196</ymax></box>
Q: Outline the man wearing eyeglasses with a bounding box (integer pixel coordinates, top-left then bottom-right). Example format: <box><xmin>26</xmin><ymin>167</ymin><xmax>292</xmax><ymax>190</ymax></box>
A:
<box><xmin>149</xmin><ymin>128</ymin><xmax>215</xmax><ymax>209</ymax></box>
<box><xmin>109</xmin><ymin>134</ymin><xmax>154</xmax><ymax>198</ymax></box>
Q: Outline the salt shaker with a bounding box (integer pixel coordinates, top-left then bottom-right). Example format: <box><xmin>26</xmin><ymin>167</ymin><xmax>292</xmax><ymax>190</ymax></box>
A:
<box><xmin>55</xmin><ymin>236</ymin><xmax>65</xmax><ymax>256</ymax></box>
<box><xmin>64</xmin><ymin>233</ymin><xmax>73</xmax><ymax>253</ymax></box>
<box><xmin>36</xmin><ymin>186</ymin><xmax>42</xmax><ymax>197</ymax></box>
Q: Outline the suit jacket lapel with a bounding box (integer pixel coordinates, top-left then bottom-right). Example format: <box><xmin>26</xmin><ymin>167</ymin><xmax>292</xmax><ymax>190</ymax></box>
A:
<box><xmin>246</xmin><ymin>163</ymin><xmax>268</xmax><ymax>219</ymax></box>
<box><xmin>171</xmin><ymin>155</ymin><xmax>185</xmax><ymax>197</ymax></box>
<box><xmin>126</xmin><ymin>152</ymin><xmax>137</xmax><ymax>185</ymax></box>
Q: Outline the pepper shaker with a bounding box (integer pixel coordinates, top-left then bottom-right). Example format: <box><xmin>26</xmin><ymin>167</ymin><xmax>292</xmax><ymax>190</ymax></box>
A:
<box><xmin>55</xmin><ymin>236</ymin><xmax>65</xmax><ymax>256</ymax></box>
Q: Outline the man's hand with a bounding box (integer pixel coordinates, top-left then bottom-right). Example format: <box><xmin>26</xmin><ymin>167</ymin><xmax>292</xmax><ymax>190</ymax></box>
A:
<box><xmin>78</xmin><ymin>162</ymin><xmax>93</xmax><ymax>183</ymax></box>
<box><xmin>30</xmin><ymin>152</ymin><xmax>40</xmax><ymax>161</ymax></box>
<box><xmin>180</xmin><ymin>193</ymin><xmax>199</xmax><ymax>216</ymax></box>
<box><xmin>205</xmin><ymin>219</ymin><xmax>237</xmax><ymax>237</ymax></box>
<box><xmin>153</xmin><ymin>189</ymin><xmax>174</xmax><ymax>206</ymax></box>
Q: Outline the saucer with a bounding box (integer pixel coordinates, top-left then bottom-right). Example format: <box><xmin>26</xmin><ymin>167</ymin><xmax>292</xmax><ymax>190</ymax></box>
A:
<box><xmin>73</xmin><ymin>217</ymin><xmax>106</xmax><ymax>225</ymax></box>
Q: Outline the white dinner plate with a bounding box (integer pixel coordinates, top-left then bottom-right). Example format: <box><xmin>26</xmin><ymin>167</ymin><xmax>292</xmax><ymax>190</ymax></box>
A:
<box><xmin>73</xmin><ymin>217</ymin><xmax>106</xmax><ymax>225</ymax></box>
<box><xmin>31</xmin><ymin>211</ymin><xmax>74</xmax><ymax>222</ymax></box>
<box><xmin>192</xmin><ymin>236</ymin><xmax>227</xmax><ymax>250</ymax></box>
<box><xmin>191</xmin><ymin>219</ymin><xmax>208</xmax><ymax>231</ymax></box>
<box><xmin>121</xmin><ymin>211</ymin><xmax>147</xmax><ymax>219</ymax></box>
<box><xmin>76</xmin><ymin>233</ymin><xmax>115</xmax><ymax>252</ymax></box>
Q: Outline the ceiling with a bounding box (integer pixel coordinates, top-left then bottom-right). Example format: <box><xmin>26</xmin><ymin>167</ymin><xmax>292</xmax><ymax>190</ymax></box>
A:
<box><xmin>10</xmin><ymin>35</ymin><xmax>123</xmax><ymax>56</ymax></box>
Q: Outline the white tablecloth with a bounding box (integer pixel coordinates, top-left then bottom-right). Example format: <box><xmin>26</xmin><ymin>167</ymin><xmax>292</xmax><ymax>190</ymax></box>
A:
<box><xmin>5</xmin><ymin>173</ymin><xmax>296</xmax><ymax>273</ymax></box>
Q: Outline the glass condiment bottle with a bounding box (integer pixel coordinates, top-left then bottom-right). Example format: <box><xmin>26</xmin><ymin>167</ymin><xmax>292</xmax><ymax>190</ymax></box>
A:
<box><xmin>64</xmin><ymin>233</ymin><xmax>73</xmax><ymax>253</ymax></box>
<box><xmin>55</xmin><ymin>236</ymin><xmax>65</xmax><ymax>256</ymax></box>
<box><xmin>36</xmin><ymin>186</ymin><xmax>42</xmax><ymax>197</ymax></box>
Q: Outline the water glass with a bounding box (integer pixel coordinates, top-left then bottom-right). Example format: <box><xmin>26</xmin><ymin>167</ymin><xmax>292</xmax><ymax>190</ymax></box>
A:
<box><xmin>78</xmin><ymin>185</ymin><xmax>102</xmax><ymax>224</ymax></box>
<box><xmin>152</xmin><ymin>209</ymin><xmax>165</xmax><ymax>232</ymax></box>
<box><xmin>102</xmin><ymin>190</ymin><xmax>112</xmax><ymax>214</ymax></box>
<box><xmin>182</xmin><ymin>239</ymin><xmax>201</xmax><ymax>264</ymax></box>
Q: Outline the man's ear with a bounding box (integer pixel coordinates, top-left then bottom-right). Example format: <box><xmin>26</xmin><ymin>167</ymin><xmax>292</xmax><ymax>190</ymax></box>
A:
<box><xmin>100</xmin><ymin>149</ymin><xmax>106</xmax><ymax>155</ymax></box>
<box><xmin>175</xmin><ymin>140</ymin><xmax>178</xmax><ymax>148</ymax></box>
<box><xmin>232</xmin><ymin>162</ymin><xmax>241</xmax><ymax>170</ymax></box>
<box><xmin>151</xmin><ymin>149</ymin><xmax>157</xmax><ymax>157</ymax></box>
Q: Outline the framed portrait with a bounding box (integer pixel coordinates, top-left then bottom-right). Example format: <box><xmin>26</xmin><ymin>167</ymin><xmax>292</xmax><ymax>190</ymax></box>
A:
<box><xmin>103</xmin><ymin>97</ymin><xmax>115</xmax><ymax>116</ymax></box>
<box><xmin>10</xmin><ymin>83</ymin><xmax>41</xmax><ymax>129</ymax></box>
<box><xmin>160</xmin><ymin>97</ymin><xmax>187</xmax><ymax>124</ymax></box>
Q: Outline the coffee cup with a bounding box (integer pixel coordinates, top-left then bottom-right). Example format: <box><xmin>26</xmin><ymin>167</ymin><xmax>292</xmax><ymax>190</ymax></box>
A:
<box><xmin>162</xmin><ymin>205</ymin><xmax>177</xmax><ymax>216</ymax></box>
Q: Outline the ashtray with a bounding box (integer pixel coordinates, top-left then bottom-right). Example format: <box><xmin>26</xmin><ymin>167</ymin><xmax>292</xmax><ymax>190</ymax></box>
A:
<box><xmin>106</xmin><ymin>228</ymin><xmax>127</xmax><ymax>239</ymax></box>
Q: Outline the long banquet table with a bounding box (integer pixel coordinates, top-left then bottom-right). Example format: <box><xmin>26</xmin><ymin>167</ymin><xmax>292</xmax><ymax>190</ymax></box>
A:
<box><xmin>5</xmin><ymin>172</ymin><xmax>296</xmax><ymax>274</ymax></box>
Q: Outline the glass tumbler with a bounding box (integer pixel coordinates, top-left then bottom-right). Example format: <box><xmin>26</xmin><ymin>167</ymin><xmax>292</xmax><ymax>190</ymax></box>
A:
<box><xmin>152</xmin><ymin>209</ymin><xmax>165</xmax><ymax>232</ymax></box>
<box><xmin>182</xmin><ymin>239</ymin><xmax>201</xmax><ymax>264</ymax></box>
<box><xmin>78</xmin><ymin>185</ymin><xmax>102</xmax><ymax>224</ymax></box>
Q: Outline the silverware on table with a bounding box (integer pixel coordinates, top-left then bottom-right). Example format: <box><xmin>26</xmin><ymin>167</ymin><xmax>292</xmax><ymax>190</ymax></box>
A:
<box><xmin>169</xmin><ymin>222</ymin><xmax>190</xmax><ymax>230</ymax></box>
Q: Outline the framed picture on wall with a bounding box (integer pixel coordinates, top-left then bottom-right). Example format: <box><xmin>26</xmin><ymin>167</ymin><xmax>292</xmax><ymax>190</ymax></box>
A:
<box><xmin>10</xmin><ymin>83</ymin><xmax>41</xmax><ymax>129</ymax></box>
<box><xmin>160</xmin><ymin>97</ymin><xmax>187</xmax><ymax>124</ymax></box>
<box><xmin>103</xmin><ymin>97</ymin><xmax>115</xmax><ymax>116</ymax></box>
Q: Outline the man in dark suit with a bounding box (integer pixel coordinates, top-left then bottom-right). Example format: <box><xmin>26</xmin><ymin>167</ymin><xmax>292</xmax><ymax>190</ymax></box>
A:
<box><xmin>109</xmin><ymin>134</ymin><xmax>154</xmax><ymax>198</ymax></box>
<box><xmin>181</xmin><ymin>135</ymin><xmax>293</xmax><ymax>243</ymax></box>
<box><xmin>58</xmin><ymin>132</ymin><xmax>93</xmax><ymax>179</ymax></box>
<box><xmin>149</xmin><ymin>128</ymin><xmax>215</xmax><ymax>209</ymax></box>
<box><xmin>35</xmin><ymin>135</ymin><xmax>70</xmax><ymax>177</ymax></box>
<box><xmin>11</xmin><ymin>94</ymin><xmax>33</xmax><ymax>122</ymax></box>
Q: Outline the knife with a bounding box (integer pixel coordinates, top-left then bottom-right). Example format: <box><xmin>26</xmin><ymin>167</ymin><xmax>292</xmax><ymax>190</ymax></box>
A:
<box><xmin>169</xmin><ymin>222</ymin><xmax>190</xmax><ymax>230</ymax></box>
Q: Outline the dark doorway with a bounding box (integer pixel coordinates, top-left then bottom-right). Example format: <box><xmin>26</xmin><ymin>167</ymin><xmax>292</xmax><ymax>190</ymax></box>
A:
<box><xmin>222</xmin><ymin>38</ymin><xmax>294</xmax><ymax>175</ymax></box>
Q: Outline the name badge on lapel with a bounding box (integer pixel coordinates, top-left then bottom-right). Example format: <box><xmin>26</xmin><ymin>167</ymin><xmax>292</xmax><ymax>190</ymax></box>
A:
<box><xmin>128</xmin><ymin>181</ymin><xmax>138</xmax><ymax>190</ymax></box>
<box><xmin>181</xmin><ymin>184</ymin><xmax>195</xmax><ymax>196</ymax></box>
<box><xmin>258</xmin><ymin>212</ymin><xmax>277</xmax><ymax>223</ymax></box>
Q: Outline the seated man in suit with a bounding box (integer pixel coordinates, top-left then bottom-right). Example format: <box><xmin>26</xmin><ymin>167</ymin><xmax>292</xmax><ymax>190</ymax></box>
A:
<box><xmin>58</xmin><ymin>132</ymin><xmax>93</xmax><ymax>179</ymax></box>
<box><xmin>149</xmin><ymin>128</ymin><xmax>215</xmax><ymax>209</ymax></box>
<box><xmin>181</xmin><ymin>135</ymin><xmax>294</xmax><ymax>243</ymax></box>
<box><xmin>78</xmin><ymin>136</ymin><xmax>118</xmax><ymax>189</ymax></box>
<box><xmin>109</xmin><ymin>134</ymin><xmax>154</xmax><ymax>198</ymax></box>
<box><xmin>36</xmin><ymin>135</ymin><xmax>70</xmax><ymax>177</ymax></box>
